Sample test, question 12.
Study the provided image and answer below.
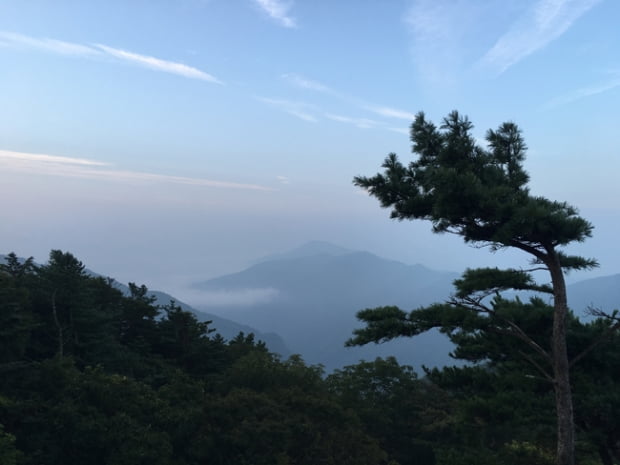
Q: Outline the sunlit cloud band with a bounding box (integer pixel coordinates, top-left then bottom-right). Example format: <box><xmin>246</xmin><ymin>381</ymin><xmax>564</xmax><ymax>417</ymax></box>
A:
<box><xmin>0</xmin><ymin>150</ymin><xmax>273</xmax><ymax>191</ymax></box>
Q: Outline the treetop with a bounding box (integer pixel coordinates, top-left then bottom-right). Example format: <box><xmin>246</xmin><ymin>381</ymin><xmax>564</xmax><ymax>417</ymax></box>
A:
<box><xmin>353</xmin><ymin>111</ymin><xmax>593</xmax><ymax>260</ymax></box>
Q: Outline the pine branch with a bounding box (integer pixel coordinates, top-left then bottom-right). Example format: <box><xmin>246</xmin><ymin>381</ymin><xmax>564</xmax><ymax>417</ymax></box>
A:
<box><xmin>517</xmin><ymin>350</ymin><xmax>554</xmax><ymax>383</ymax></box>
<box><xmin>450</xmin><ymin>296</ymin><xmax>552</xmax><ymax>363</ymax></box>
<box><xmin>569</xmin><ymin>309</ymin><xmax>620</xmax><ymax>368</ymax></box>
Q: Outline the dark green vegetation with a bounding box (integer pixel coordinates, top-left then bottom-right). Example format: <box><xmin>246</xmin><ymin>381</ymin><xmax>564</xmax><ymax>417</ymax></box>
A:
<box><xmin>351</xmin><ymin>111</ymin><xmax>619</xmax><ymax>465</ymax></box>
<box><xmin>192</xmin><ymin>241</ymin><xmax>620</xmax><ymax>373</ymax></box>
<box><xmin>0</xmin><ymin>250</ymin><xmax>388</xmax><ymax>464</ymax></box>
<box><xmin>1</xmin><ymin>249</ymin><xmax>620</xmax><ymax>464</ymax></box>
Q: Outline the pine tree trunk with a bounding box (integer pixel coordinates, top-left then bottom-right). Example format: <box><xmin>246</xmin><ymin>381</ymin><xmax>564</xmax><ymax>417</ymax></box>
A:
<box><xmin>549</xmin><ymin>257</ymin><xmax>575</xmax><ymax>465</ymax></box>
<box><xmin>51</xmin><ymin>289</ymin><xmax>63</xmax><ymax>358</ymax></box>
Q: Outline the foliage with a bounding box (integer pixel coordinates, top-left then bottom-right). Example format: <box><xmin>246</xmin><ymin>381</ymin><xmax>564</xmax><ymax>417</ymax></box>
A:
<box><xmin>0</xmin><ymin>250</ymin><xmax>390</xmax><ymax>464</ymax></box>
<box><xmin>327</xmin><ymin>357</ymin><xmax>440</xmax><ymax>465</ymax></box>
<box><xmin>351</xmin><ymin>111</ymin><xmax>601</xmax><ymax>465</ymax></box>
<box><xmin>2</xmin><ymin>248</ymin><xmax>619</xmax><ymax>464</ymax></box>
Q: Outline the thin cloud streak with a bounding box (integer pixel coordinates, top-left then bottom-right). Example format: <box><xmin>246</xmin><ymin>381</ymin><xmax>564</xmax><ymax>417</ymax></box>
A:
<box><xmin>480</xmin><ymin>0</ymin><xmax>601</xmax><ymax>74</ymax></box>
<box><xmin>281</xmin><ymin>73</ymin><xmax>334</xmax><ymax>93</ymax></box>
<box><xmin>544</xmin><ymin>74</ymin><xmax>620</xmax><ymax>108</ymax></box>
<box><xmin>256</xmin><ymin>97</ymin><xmax>318</xmax><ymax>122</ymax></box>
<box><xmin>0</xmin><ymin>30</ymin><xmax>222</xmax><ymax>83</ymax></box>
<box><xmin>0</xmin><ymin>150</ymin><xmax>109</xmax><ymax>167</ymax></box>
<box><xmin>281</xmin><ymin>72</ymin><xmax>416</xmax><ymax>127</ymax></box>
<box><xmin>367</xmin><ymin>106</ymin><xmax>416</xmax><ymax>120</ymax></box>
<box><xmin>0</xmin><ymin>150</ymin><xmax>273</xmax><ymax>191</ymax></box>
<box><xmin>324</xmin><ymin>113</ymin><xmax>382</xmax><ymax>129</ymax></box>
<box><xmin>94</xmin><ymin>44</ymin><xmax>223</xmax><ymax>83</ymax></box>
<box><xmin>254</xmin><ymin>0</ymin><xmax>296</xmax><ymax>28</ymax></box>
<box><xmin>0</xmin><ymin>31</ymin><xmax>99</xmax><ymax>56</ymax></box>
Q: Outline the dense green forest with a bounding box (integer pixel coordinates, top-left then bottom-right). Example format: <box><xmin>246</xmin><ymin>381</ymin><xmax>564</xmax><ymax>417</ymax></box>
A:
<box><xmin>1</xmin><ymin>250</ymin><xmax>619</xmax><ymax>464</ymax></box>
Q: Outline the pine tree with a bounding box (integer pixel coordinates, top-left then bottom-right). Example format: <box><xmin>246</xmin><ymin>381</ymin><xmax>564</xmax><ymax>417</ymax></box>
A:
<box><xmin>350</xmin><ymin>111</ymin><xmax>599</xmax><ymax>465</ymax></box>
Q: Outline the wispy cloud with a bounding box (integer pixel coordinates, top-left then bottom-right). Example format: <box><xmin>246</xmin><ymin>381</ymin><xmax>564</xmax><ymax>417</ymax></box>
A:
<box><xmin>405</xmin><ymin>0</ymin><xmax>487</xmax><ymax>85</ymax></box>
<box><xmin>0</xmin><ymin>31</ymin><xmax>99</xmax><ymax>56</ymax></box>
<box><xmin>0</xmin><ymin>150</ymin><xmax>109</xmax><ymax>167</ymax></box>
<box><xmin>281</xmin><ymin>72</ymin><xmax>416</xmax><ymax>126</ymax></box>
<box><xmin>281</xmin><ymin>73</ymin><xmax>334</xmax><ymax>94</ymax></box>
<box><xmin>254</xmin><ymin>0</ymin><xmax>296</xmax><ymax>28</ymax></box>
<box><xmin>324</xmin><ymin>113</ymin><xmax>382</xmax><ymax>129</ymax></box>
<box><xmin>94</xmin><ymin>44</ymin><xmax>223</xmax><ymax>83</ymax></box>
<box><xmin>276</xmin><ymin>175</ymin><xmax>290</xmax><ymax>184</ymax></box>
<box><xmin>544</xmin><ymin>72</ymin><xmax>620</xmax><ymax>108</ymax></box>
<box><xmin>256</xmin><ymin>97</ymin><xmax>318</xmax><ymax>122</ymax></box>
<box><xmin>367</xmin><ymin>106</ymin><xmax>416</xmax><ymax>121</ymax></box>
<box><xmin>0</xmin><ymin>150</ymin><xmax>272</xmax><ymax>191</ymax></box>
<box><xmin>480</xmin><ymin>0</ymin><xmax>601</xmax><ymax>74</ymax></box>
<box><xmin>0</xmin><ymin>30</ymin><xmax>222</xmax><ymax>83</ymax></box>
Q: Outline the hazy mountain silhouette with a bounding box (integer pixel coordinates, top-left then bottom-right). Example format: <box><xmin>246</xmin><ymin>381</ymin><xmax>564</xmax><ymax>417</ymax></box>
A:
<box><xmin>250</xmin><ymin>240</ymin><xmax>353</xmax><ymax>264</ymax></box>
<box><xmin>191</xmin><ymin>244</ymin><xmax>461</xmax><ymax>370</ymax></box>
<box><xmin>4</xmin><ymin>251</ymin><xmax>617</xmax><ymax>371</ymax></box>
<box><xmin>191</xmin><ymin>243</ymin><xmax>620</xmax><ymax>371</ymax></box>
<box><xmin>567</xmin><ymin>273</ymin><xmax>620</xmax><ymax>319</ymax></box>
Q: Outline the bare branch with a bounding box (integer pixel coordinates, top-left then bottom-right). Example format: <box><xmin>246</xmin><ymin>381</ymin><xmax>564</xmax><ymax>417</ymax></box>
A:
<box><xmin>587</xmin><ymin>307</ymin><xmax>620</xmax><ymax>321</ymax></box>
<box><xmin>570</xmin><ymin>316</ymin><xmax>620</xmax><ymax>368</ymax></box>
<box><xmin>449</xmin><ymin>296</ymin><xmax>552</xmax><ymax>363</ymax></box>
<box><xmin>518</xmin><ymin>350</ymin><xmax>554</xmax><ymax>383</ymax></box>
<box><xmin>502</xmin><ymin>320</ymin><xmax>552</xmax><ymax>362</ymax></box>
<box><xmin>521</xmin><ymin>266</ymin><xmax>549</xmax><ymax>273</ymax></box>
<box><xmin>509</xmin><ymin>239</ymin><xmax>548</xmax><ymax>262</ymax></box>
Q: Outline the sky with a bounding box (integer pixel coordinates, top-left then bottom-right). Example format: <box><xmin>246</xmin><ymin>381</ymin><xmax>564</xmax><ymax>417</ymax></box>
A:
<box><xmin>1</xmin><ymin>0</ymin><xmax>619</xmax><ymax>300</ymax></box>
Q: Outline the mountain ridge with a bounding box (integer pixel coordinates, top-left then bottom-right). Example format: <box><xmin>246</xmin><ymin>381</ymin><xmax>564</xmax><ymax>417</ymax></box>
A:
<box><xmin>191</xmin><ymin>245</ymin><xmax>460</xmax><ymax>370</ymax></box>
<box><xmin>190</xmin><ymin>242</ymin><xmax>620</xmax><ymax>371</ymax></box>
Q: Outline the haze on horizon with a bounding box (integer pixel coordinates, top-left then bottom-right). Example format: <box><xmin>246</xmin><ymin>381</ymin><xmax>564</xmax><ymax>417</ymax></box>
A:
<box><xmin>1</xmin><ymin>0</ymin><xmax>619</xmax><ymax>301</ymax></box>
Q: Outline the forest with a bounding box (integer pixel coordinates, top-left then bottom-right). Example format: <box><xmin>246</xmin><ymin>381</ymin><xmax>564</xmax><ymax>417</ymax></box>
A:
<box><xmin>1</xmin><ymin>248</ymin><xmax>619</xmax><ymax>465</ymax></box>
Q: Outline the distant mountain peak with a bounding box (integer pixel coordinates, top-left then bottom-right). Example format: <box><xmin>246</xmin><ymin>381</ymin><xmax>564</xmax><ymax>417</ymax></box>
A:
<box><xmin>251</xmin><ymin>240</ymin><xmax>353</xmax><ymax>264</ymax></box>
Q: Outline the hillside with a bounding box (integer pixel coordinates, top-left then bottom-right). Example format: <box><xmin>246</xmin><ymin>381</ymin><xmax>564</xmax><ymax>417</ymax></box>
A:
<box><xmin>191</xmin><ymin>243</ymin><xmax>620</xmax><ymax>371</ymax></box>
<box><xmin>192</xmin><ymin>245</ymin><xmax>460</xmax><ymax>370</ymax></box>
<box><xmin>2</xmin><ymin>248</ymin><xmax>619</xmax><ymax>464</ymax></box>
<box><xmin>567</xmin><ymin>273</ymin><xmax>620</xmax><ymax>319</ymax></box>
<box><xmin>0</xmin><ymin>254</ymin><xmax>289</xmax><ymax>356</ymax></box>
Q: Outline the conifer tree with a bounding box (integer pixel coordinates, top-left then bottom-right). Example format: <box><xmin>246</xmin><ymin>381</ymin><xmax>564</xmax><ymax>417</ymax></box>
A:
<box><xmin>350</xmin><ymin>111</ymin><xmax>599</xmax><ymax>465</ymax></box>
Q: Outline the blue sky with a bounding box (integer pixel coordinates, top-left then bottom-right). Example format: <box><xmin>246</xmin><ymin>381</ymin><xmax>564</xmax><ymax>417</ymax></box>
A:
<box><xmin>1</xmin><ymin>0</ymin><xmax>619</xmax><ymax>297</ymax></box>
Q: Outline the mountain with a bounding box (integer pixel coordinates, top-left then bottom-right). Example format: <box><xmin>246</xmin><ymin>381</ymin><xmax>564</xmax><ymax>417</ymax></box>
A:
<box><xmin>6</xmin><ymin>250</ymin><xmax>617</xmax><ymax>371</ymax></box>
<box><xmin>191</xmin><ymin>244</ymin><xmax>460</xmax><ymax>371</ymax></box>
<box><xmin>567</xmin><ymin>274</ymin><xmax>620</xmax><ymax>319</ymax></box>
<box><xmin>503</xmin><ymin>275</ymin><xmax>620</xmax><ymax>319</ymax></box>
<box><xmin>251</xmin><ymin>240</ymin><xmax>352</xmax><ymax>264</ymax></box>
<box><xmin>0</xmin><ymin>253</ymin><xmax>289</xmax><ymax>356</ymax></box>
<box><xmin>192</xmin><ymin>243</ymin><xmax>620</xmax><ymax>371</ymax></box>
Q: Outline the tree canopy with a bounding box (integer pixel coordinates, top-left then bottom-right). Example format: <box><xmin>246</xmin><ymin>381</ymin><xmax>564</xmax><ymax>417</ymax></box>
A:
<box><xmin>2</xmin><ymin>247</ymin><xmax>620</xmax><ymax>463</ymax></box>
<box><xmin>354</xmin><ymin>111</ymin><xmax>593</xmax><ymax>254</ymax></box>
<box><xmin>351</xmin><ymin>111</ymin><xmax>603</xmax><ymax>465</ymax></box>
